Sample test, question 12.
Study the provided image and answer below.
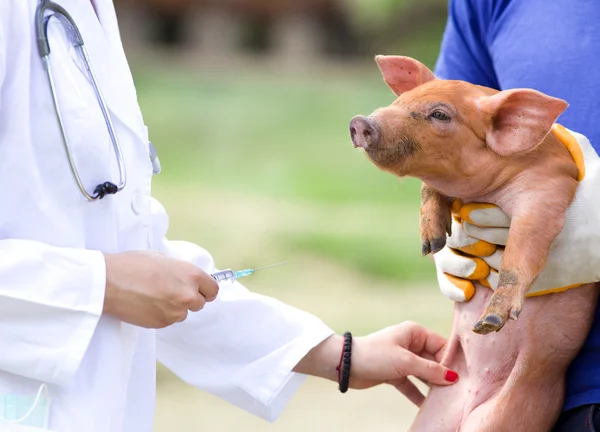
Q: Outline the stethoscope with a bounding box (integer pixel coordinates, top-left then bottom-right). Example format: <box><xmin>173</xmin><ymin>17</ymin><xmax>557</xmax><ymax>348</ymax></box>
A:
<box><xmin>35</xmin><ymin>0</ymin><xmax>161</xmax><ymax>201</ymax></box>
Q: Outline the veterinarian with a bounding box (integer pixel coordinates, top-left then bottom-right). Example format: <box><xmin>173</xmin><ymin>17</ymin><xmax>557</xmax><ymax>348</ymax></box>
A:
<box><xmin>0</xmin><ymin>1</ymin><xmax>460</xmax><ymax>430</ymax></box>
<box><xmin>432</xmin><ymin>0</ymin><xmax>600</xmax><ymax>430</ymax></box>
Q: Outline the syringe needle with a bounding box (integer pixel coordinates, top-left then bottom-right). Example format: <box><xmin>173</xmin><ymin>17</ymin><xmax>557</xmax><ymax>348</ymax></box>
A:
<box><xmin>252</xmin><ymin>262</ymin><xmax>287</xmax><ymax>272</ymax></box>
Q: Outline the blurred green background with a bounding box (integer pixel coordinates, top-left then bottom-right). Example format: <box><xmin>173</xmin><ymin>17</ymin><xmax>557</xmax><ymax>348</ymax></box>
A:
<box><xmin>114</xmin><ymin>0</ymin><xmax>454</xmax><ymax>430</ymax></box>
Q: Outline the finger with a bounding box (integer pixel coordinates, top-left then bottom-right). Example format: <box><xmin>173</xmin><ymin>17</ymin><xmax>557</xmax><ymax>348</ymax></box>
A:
<box><xmin>419</xmin><ymin>352</ymin><xmax>437</xmax><ymax>362</ymax></box>
<box><xmin>446</xmin><ymin>219</ymin><xmax>497</xmax><ymax>257</ymax></box>
<box><xmin>451</xmin><ymin>198</ymin><xmax>463</xmax><ymax>219</ymax></box>
<box><xmin>409</xmin><ymin>325</ymin><xmax>448</xmax><ymax>360</ymax></box>
<box><xmin>193</xmin><ymin>270</ymin><xmax>220</xmax><ymax>302</ymax></box>
<box><xmin>463</xmin><ymin>222</ymin><xmax>509</xmax><ymax>245</ymax></box>
<box><xmin>489</xmin><ymin>269</ymin><xmax>499</xmax><ymax>289</ymax></box>
<box><xmin>406</xmin><ymin>354</ymin><xmax>459</xmax><ymax>386</ymax></box>
<box><xmin>479</xmin><ymin>269</ymin><xmax>499</xmax><ymax>290</ymax></box>
<box><xmin>481</xmin><ymin>248</ymin><xmax>503</xmax><ymax>271</ymax></box>
<box><xmin>187</xmin><ymin>295</ymin><xmax>206</xmax><ymax>312</ymax></box>
<box><xmin>446</xmin><ymin>219</ymin><xmax>477</xmax><ymax>248</ymax></box>
<box><xmin>459</xmin><ymin>203</ymin><xmax>511</xmax><ymax>228</ymax></box>
<box><xmin>392</xmin><ymin>378</ymin><xmax>426</xmax><ymax>407</ymax></box>
<box><xmin>436</xmin><ymin>263</ymin><xmax>475</xmax><ymax>302</ymax></box>
<box><xmin>400</xmin><ymin>322</ymin><xmax>448</xmax><ymax>364</ymax></box>
<box><xmin>553</xmin><ymin>124</ymin><xmax>588</xmax><ymax>181</ymax></box>
<box><xmin>452</xmin><ymin>240</ymin><xmax>496</xmax><ymax>257</ymax></box>
<box><xmin>176</xmin><ymin>310</ymin><xmax>189</xmax><ymax>323</ymax></box>
<box><xmin>435</xmin><ymin>246</ymin><xmax>490</xmax><ymax>280</ymax></box>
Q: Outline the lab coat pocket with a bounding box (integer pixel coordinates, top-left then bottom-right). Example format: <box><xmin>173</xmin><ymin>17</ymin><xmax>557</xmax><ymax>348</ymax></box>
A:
<box><xmin>0</xmin><ymin>384</ymin><xmax>53</xmax><ymax>432</ymax></box>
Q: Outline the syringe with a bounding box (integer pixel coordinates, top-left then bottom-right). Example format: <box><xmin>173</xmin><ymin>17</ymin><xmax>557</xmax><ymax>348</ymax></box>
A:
<box><xmin>210</xmin><ymin>262</ymin><xmax>286</xmax><ymax>284</ymax></box>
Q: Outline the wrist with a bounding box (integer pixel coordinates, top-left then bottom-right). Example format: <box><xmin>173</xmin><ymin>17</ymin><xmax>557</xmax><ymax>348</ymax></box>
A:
<box><xmin>102</xmin><ymin>253</ymin><xmax>119</xmax><ymax>316</ymax></box>
<box><xmin>336</xmin><ymin>331</ymin><xmax>353</xmax><ymax>393</ymax></box>
<box><xmin>293</xmin><ymin>334</ymin><xmax>344</xmax><ymax>382</ymax></box>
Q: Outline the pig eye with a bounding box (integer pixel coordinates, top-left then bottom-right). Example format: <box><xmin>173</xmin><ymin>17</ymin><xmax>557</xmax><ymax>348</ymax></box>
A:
<box><xmin>429</xmin><ymin>110</ymin><xmax>451</xmax><ymax>121</ymax></box>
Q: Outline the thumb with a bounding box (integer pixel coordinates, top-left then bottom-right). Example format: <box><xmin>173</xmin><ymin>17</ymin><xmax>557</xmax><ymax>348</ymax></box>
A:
<box><xmin>404</xmin><ymin>353</ymin><xmax>459</xmax><ymax>386</ymax></box>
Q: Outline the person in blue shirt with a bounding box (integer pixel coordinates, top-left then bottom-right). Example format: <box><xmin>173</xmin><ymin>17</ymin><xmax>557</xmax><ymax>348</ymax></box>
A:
<box><xmin>432</xmin><ymin>0</ymin><xmax>600</xmax><ymax>429</ymax></box>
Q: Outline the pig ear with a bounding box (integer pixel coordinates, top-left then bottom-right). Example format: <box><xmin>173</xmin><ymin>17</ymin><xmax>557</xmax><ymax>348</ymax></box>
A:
<box><xmin>478</xmin><ymin>89</ymin><xmax>569</xmax><ymax>156</ymax></box>
<box><xmin>375</xmin><ymin>55</ymin><xmax>436</xmax><ymax>96</ymax></box>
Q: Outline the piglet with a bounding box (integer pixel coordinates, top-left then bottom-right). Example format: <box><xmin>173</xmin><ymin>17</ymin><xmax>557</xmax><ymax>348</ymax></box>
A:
<box><xmin>350</xmin><ymin>55</ymin><xmax>598</xmax><ymax>431</ymax></box>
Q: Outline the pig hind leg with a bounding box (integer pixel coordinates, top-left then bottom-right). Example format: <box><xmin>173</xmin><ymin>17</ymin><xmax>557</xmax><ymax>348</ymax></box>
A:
<box><xmin>461</xmin><ymin>372</ymin><xmax>564</xmax><ymax>432</ymax></box>
<box><xmin>463</xmin><ymin>283</ymin><xmax>598</xmax><ymax>432</ymax></box>
<box><xmin>410</xmin><ymin>283</ymin><xmax>598</xmax><ymax>432</ymax></box>
<box><xmin>409</xmin><ymin>288</ymin><xmax>502</xmax><ymax>432</ymax></box>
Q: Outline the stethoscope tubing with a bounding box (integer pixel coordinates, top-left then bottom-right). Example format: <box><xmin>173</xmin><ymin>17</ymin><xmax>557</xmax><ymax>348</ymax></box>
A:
<box><xmin>35</xmin><ymin>0</ymin><xmax>127</xmax><ymax>201</ymax></box>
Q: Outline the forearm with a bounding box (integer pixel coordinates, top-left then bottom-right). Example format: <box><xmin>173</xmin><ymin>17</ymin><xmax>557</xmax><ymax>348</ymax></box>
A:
<box><xmin>155</xmin><ymin>240</ymin><xmax>335</xmax><ymax>422</ymax></box>
<box><xmin>292</xmin><ymin>334</ymin><xmax>343</xmax><ymax>382</ymax></box>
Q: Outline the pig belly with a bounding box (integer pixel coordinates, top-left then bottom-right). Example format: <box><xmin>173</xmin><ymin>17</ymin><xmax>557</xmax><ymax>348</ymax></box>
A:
<box><xmin>409</xmin><ymin>283</ymin><xmax>598</xmax><ymax>432</ymax></box>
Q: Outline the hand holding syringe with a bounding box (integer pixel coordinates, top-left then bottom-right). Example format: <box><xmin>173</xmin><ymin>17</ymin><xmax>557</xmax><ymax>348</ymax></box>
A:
<box><xmin>210</xmin><ymin>262</ymin><xmax>286</xmax><ymax>284</ymax></box>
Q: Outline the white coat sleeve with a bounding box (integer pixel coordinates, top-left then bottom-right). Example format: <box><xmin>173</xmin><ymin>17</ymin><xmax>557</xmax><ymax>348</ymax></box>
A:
<box><xmin>151</xmin><ymin>198</ymin><xmax>335</xmax><ymax>422</ymax></box>
<box><xmin>0</xmin><ymin>240</ymin><xmax>106</xmax><ymax>386</ymax></box>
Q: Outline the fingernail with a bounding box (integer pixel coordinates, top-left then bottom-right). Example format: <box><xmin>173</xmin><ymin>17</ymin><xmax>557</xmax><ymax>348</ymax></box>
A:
<box><xmin>445</xmin><ymin>370</ymin><xmax>459</xmax><ymax>383</ymax></box>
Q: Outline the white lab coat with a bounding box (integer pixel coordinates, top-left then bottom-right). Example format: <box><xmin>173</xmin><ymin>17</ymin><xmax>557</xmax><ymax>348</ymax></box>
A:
<box><xmin>0</xmin><ymin>1</ymin><xmax>334</xmax><ymax>431</ymax></box>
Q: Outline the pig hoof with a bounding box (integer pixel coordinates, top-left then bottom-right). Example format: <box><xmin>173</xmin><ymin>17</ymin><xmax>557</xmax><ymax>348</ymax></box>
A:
<box><xmin>510</xmin><ymin>308</ymin><xmax>521</xmax><ymax>320</ymax></box>
<box><xmin>421</xmin><ymin>237</ymin><xmax>446</xmax><ymax>256</ymax></box>
<box><xmin>472</xmin><ymin>314</ymin><xmax>505</xmax><ymax>335</ymax></box>
<box><xmin>421</xmin><ymin>240</ymin><xmax>431</xmax><ymax>256</ymax></box>
<box><xmin>472</xmin><ymin>320</ymin><xmax>494</xmax><ymax>335</ymax></box>
<box><xmin>430</xmin><ymin>237</ymin><xmax>446</xmax><ymax>254</ymax></box>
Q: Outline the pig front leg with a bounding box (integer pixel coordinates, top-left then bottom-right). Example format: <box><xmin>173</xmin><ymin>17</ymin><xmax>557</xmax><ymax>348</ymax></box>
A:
<box><xmin>472</xmin><ymin>179</ymin><xmax>579</xmax><ymax>335</ymax></box>
<box><xmin>420</xmin><ymin>183</ymin><xmax>452</xmax><ymax>256</ymax></box>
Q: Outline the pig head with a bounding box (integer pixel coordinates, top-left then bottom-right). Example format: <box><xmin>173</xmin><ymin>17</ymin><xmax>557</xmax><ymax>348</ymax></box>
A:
<box><xmin>349</xmin><ymin>55</ymin><xmax>569</xmax><ymax>201</ymax></box>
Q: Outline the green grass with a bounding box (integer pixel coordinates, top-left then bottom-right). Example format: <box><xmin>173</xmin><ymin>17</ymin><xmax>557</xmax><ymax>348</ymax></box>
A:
<box><xmin>135</xmin><ymin>66</ymin><xmax>414</xmax><ymax>203</ymax></box>
<box><xmin>132</xmin><ymin>61</ymin><xmax>438</xmax><ymax>283</ymax></box>
<box><xmin>284</xmin><ymin>233</ymin><xmax>435</xmax><ymax>282</ymax></box>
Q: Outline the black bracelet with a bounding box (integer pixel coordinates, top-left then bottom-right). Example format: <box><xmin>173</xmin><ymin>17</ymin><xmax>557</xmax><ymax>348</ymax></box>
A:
<box><xmin>336</xmin><ymin>331</ymin><xmax>352</xmax><ymax>393</ymax></box>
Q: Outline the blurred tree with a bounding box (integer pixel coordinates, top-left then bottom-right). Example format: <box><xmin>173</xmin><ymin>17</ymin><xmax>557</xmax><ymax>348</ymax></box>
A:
<box><xmin>367</xmin><ymin>0</ymin><xmax>448</xmax><ymax>51</ymax></box>
<box><xmin>113</xmin><ymin>0</ymin><xmax>447</xmax><ymax>62</ymax></box>
<box><xmin>114</xmin><ymin>0</ymin><xmax>360</xmax><ymax>58</ymax></box>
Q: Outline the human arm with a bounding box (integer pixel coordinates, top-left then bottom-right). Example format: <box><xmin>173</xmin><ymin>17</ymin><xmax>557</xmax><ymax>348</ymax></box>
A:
<box><xmin>102</xmin><ymin>250</ymin><xmax>218</xmax><ymax>327</ymax></box>
<box><xmin>0</xmin><ymin>239</ymin><xmax>221</xmax><ymax>388</ymax></box>
<box><xmin>153</xmin><ymin>242</ymin><xmax>334</xmax><ymax>423</ymax></box>
<box><xmin>144</xmin><ymin>197</ymin><xmax>332</xmax><ymax>421</ymax></box>
<box><xmin>294</xmin><ymin>322</ymin><xmax>459</xmax><ymax>407</ymax></box>
<box><xmin>434</xmin><ymin>0</ymin><xmax>499</xmax><ymax>87</ymax></box>
<box><xmin>149</xmin><ymin>199</ymin><xmax>457</xmax><ymax>421</ymax></box>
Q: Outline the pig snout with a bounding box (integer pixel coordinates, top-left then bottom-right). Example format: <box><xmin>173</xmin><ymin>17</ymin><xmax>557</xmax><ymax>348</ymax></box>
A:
<box><xmin>350</xmin><ymin>115</ymin><xmax>380</xmax><ymax>149</ymax></box>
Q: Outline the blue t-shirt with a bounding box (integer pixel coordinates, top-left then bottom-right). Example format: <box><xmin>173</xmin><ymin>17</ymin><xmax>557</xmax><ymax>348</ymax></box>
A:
<box><xmin>434</xmin><ymin>0</ymin><xmax>600</xmax><ymax>412</ymax></box>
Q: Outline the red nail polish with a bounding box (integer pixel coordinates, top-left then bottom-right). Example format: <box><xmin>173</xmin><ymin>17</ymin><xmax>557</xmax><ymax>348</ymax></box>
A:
<box><xmin>445</xmin><ymin>370</ymin><xmax>459</xmax><ymax>382</ymax></box>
